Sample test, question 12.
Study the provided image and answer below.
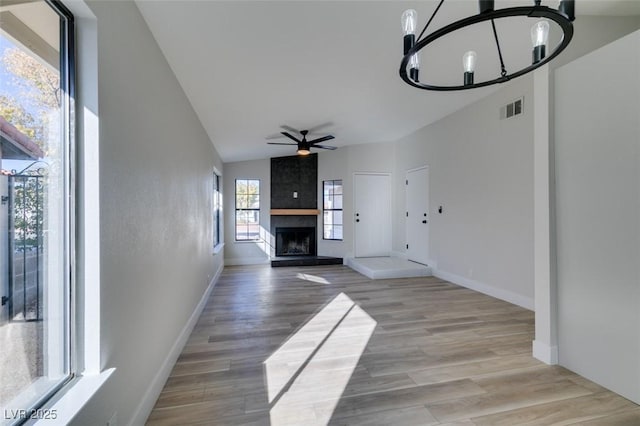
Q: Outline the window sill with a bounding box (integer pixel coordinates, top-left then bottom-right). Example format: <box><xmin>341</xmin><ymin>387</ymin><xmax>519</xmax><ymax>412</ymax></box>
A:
<box><xmin>213</xmin><ymin>243</ymin><xmax>224</xmax><ymax>255</ymax></box>
<box><xmin>31</xmin><ymin>368</ymin><xmax>115</xmax><ymax>425</ymax></box>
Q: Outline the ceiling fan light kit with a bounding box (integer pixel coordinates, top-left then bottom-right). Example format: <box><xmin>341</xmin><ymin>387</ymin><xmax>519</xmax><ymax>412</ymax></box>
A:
<box><xmin>400</xmin><ymin>0</ymin><xmax>575</xmax><ymax>91</ymax></box>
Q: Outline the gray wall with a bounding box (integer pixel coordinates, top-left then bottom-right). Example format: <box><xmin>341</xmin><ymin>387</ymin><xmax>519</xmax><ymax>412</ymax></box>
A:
<box><xmin>394</xmin><ymin>76</ymin><xmax>535</xmax><ymax>309</ymax></box>
<box><xmin>223</xmin><ymin>158</ymin><xmax>271</xmax><ymax>265</ymax></box>
<box><xmin>71</xmin><ymin>1</ymin><xmax>224</xmax><ymax>424</ymax></box>
<box><xmin>555</xmin><ymin>30</ymin><xmax>640</xmax><ymax>404</ymax></box>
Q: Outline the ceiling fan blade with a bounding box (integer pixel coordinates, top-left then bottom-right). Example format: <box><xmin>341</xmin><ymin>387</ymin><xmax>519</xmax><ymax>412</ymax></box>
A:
<box><xmin>313</xmin><ymin>144</ymin><xmax>337</xmax><ymax>150</ymax></box>
<box><xmin>306</xmin><ymin>121</ymin><xmax>333</xmax><ymax>133</ymax></box>
<box><xmin>267</xmin><ymin>142</ymin><xmax>298</xmax><ymax>146</ymax></box>
<box><xmin>281</xmin><ymin>132</ymin><xmax>301</xmax><ymax>143</ymax></box>
<box><xmin>266</xmin><ymin>133</ymin><xmax>287</xmax><ymax>140</ymax></box>
<box><xmin>308</xmin><ymin>135</ymin><xmax>335</xmax><ymax>144</ymax></box>
<box><xmin>280</xmin><ymin>125</ymin><xmax>301</xmax><ymax>134</ymax></box>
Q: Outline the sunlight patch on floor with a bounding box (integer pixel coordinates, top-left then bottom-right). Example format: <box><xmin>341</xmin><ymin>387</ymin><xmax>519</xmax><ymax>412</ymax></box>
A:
<box><xmin>296</xmin><ymin>273</ymin><xmax>331</xmax><ymax>284</ymax></box>
<box><xmin>264</xmin><ymin>292</ymin><xmax>376</xmax><ymax>425</ymax></box>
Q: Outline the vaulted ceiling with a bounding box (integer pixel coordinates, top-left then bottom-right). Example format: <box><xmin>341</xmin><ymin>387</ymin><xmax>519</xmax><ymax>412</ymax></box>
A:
<box><xmin>135</xmin><ymin>1</ymin><xmax>640</xmax><ymax>162</ymax></box>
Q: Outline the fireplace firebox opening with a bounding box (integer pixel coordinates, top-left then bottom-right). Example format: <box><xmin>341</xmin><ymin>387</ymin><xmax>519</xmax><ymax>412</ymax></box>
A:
<box><xmin>275</xmin><ymin>227</ymin><xmax>316</xmax><ymax>257</ymax></box>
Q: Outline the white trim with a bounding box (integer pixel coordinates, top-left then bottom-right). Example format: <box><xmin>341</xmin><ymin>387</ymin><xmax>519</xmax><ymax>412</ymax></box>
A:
<box><xmin>33</xmin><ymin>369</ymin><xmax>115</xmax><ymax>425</ymax></box>
<box><xmin>405</xmin><ymin>165</ymin><xmax>430</xmax><ymax>266</ymax></box>
<box><xmin>129</xmin><ymin>265</ymin><xmax>223</xmax><ymax>426</ymax></box>
<box><xmin>224</xmin><ymin>256</ymin><xmax>270</xmax><ymax>266</ymax></box>
<box><xmin>433</xmin><ymin>268</ymin><xmax>534</xmax><ymax>311</ymax></box>
<box><xmin>212</xmin><ymin>242</ymin><xmax>225</xmax><ymax>255</ymax></box>
<box><xmin>532</xmin><ymin>339</ymin><xmax>559</xmax><ymax>365</ymax></box>
<box><xmin>533</xmin><ymin>64</ymin><xmax>558</xmax><ymax>363</ymax></box>
<box><xmin>406</xmin><ymin>165</ymin><xmax>428</xmax><ymax>174</ymax></box>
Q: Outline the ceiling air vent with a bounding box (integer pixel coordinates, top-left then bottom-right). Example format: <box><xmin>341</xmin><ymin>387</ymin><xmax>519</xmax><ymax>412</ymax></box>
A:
<box><xmin>500</xmin><ymin>97</ymin><xmax>524</xmax><ymax>119</ymax></box>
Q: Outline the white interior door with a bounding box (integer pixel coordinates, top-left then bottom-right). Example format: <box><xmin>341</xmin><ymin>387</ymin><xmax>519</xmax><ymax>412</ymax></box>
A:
<box><xmin>406</xmin><ymin>167</ymin><xmax>429</xmax><ymax>265</ymax></box>
<box><xmin>354</xmin><ymin>173</ymin><xmax>391</xmax><ymax>257</ymax></box>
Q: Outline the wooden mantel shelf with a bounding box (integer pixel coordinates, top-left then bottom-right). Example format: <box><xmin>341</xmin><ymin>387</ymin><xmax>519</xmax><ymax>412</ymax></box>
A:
<box><xmin>270</xmin><ymin>209</ymin><xmax>320</xmax><ymax>216</ymax></box>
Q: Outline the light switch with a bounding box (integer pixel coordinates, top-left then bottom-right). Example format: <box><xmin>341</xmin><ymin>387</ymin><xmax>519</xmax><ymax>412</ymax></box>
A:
<box><xmin>293</xmin><ymin>191</ymin><xmax>298</xmax><ymax>198</ymax></box>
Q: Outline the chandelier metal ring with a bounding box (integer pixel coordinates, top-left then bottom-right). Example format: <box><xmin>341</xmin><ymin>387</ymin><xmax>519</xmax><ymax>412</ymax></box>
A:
<box><xmin>400</xmin><ymin>5</ymin><xmax>574</xmax><ymax>91</ymax></box>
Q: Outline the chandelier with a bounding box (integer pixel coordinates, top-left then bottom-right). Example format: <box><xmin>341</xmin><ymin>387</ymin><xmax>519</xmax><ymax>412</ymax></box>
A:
<box><xmin>400</xmin><ymin>0</ymin><xmax>575</xmax><ymax>91</ymax></box>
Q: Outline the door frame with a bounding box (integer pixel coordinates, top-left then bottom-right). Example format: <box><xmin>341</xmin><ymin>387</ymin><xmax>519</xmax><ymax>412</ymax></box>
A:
<box><xmin>405</xmin><ymin>165</ymin><xmax>429</xmax><ymax>265</ymax></box>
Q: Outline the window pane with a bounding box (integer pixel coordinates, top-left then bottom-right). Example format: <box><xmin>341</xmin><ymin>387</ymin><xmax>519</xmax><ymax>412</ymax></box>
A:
<box><xmin>333</xmin><ymin>194</ymin><xmax>343</xmax><ymax>210</ymax></box>
<box><xmin>236</xmin><ymin>194</ymin><xmax>247</xmax><ymax>209</ymax></box>
<box><xmin>333</xmin><ymin>225</ymin><xmax>343</xmax><ymax>240</ymax></box>
<box><xmin>333</xmin><ymin>180</ymin><xmax>343</xmax><ymax>194</ymax></box>
<box><xmin>334</xmin><ymin>211</ymin><xmax>343</xmax><ymax>225</ymax></box>
<box><xmin>236</xmin><ymin>179</ymin><xmax>247</xmax><ymax>195</ymax></box>
<box><xmin>247</xmin><ymin>180</ymin><xmax>259</xmax><ymax>195</ymax></box>
<box><xmin>323</xmin><ymin>225</ymin><xmax>333</xmax><ymax>240</ymax></box>
<box><xmin>0</xmin><ymin>0</ymin><xmax>72</xmax><ymax>414</ymax></box>
<box><xmin>248</xmin><ymin>194</ymin><xmax>259</xmax><ymax>209</ymax></box>
<box><xmin>323</xmin><ymin>210</ymin><xmax>331</xmax><ymax>224</ymax></box>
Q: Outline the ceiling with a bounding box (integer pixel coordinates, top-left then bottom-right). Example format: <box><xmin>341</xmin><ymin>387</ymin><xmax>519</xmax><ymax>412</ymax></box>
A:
<box><xmin>135</xmin><ymin>0</ymin><xmax>640</xmax><ymax>163</ymax></box>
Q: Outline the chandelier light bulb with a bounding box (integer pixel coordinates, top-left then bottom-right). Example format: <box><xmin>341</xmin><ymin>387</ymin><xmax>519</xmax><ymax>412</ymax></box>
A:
<box><xmin>401</xmin><ymin>9</ymin><xmax>418</xmax><ymax>36</ymax></box>
<box><xmin>463</xmin><ymin>51</ymin><xmax>476</xmax><ymax>86</ymax></box>
<box><xmin>410</xmin><ymin>53</ymin><xmax>420</xmax><ymax>70</ymax></box>
<box><xmin>531</xmin><ymin>20</ymin><xmax>549</xmax><ymax>47</ymax></box>
<box><xmin>409</xmin><ymin>53</ymin><xmax>420</xmax><ymax>82</ymax></box>
<box><xmin>463</xmin><ymin>51</ymin><xmax>477</xmax><ymax>73</ymax></box>
<box><xmin>531</xmin><ymin>20</ymin><xmax>549</xmax><ymax>64</ymax></box>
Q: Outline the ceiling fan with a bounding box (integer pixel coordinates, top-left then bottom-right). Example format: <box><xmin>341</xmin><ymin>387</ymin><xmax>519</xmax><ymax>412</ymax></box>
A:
<box><xmin>267</xmin><ymin>125</ymin><xmax>337</xmax><ymax>155</ymax></box>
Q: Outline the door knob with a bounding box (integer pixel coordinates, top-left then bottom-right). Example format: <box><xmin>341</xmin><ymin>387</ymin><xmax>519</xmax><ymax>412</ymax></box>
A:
<box><xmin>422</xmin><ymin>220</ymin><xmax>427</xmax><ymax>224</ymax></box>
<box><xmin>356</xmin><ymin>213</ymin><xmax>359</xmax><ymax>217</ymax></box>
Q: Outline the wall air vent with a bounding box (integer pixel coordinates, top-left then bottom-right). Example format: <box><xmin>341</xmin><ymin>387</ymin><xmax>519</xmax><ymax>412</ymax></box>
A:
<box><xmin>500</xmin><ymin>97</ymin><xmax>524</xmax><ymax>119</ymax></box>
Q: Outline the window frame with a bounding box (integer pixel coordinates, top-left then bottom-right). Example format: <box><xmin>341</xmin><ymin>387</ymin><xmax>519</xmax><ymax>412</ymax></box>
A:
<box><xmin>235</xmin><ymin>179</ymin><xmax>261</xmax><ymax>241</ymax></box>
<box><xmin>322</xmin><ymin>179</ymin><xmax>343</xmax><ymax>241</ymax></box>
<box><xmin>213</xmin><ymin>171</ymin><xmax>222</xmax><ymax>251</ymax></box>
<box><xmin>0</xmin><ymin>0</ymin><xmax>77</xmax><ymax>421</ymax></box>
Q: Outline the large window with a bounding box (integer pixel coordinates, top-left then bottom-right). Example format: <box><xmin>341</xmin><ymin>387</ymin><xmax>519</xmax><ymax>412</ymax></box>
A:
<box><xmin>323</xmin><ymin>180</ymin><xmax>343</xmax><ymax>240</ymax></box>
<box><xmin>213</xmin><ymin>172</ymin><xmax>221</xmax><ymax>248</ymax></box>
<box><xmin>0</xmin><ymin>0</ymin><xmax>75</xmax><ymax>421</ymax></box>
<box><xmin>235</xmin><ymin>179</ymin><xmax>260</xmax><ymax>241</ymax></box>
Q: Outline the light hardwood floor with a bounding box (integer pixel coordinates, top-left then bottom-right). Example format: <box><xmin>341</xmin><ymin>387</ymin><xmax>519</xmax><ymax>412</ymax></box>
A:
<box><xmin>147</xmin><ymin>265</ymin><xmax>640</xmax><ymax>425</ymax></box>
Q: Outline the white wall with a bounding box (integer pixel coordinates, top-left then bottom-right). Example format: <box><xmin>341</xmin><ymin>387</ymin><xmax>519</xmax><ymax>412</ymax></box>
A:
<box><xmin>70</xmin><ymin>1</ymin><xmax>224</xmax><ymax>424</ymax></box>
<box><xmin>394</xmin><ymin>76</ymin><xmax>535</xmax><ymax>309</ymax></box>
<box><xmin>533</xmin><ymin>15</ymin><xmax>640</xmax><ymax>365</ymax></box>
<box><xmin>554</xmin><ymin>30</ymin><xmax>640</xmax><ymax>404</ymax></box>
<box><xmin>223</xmin><ymin>158</ymin><xmax>271</xmax><ymax>265</ymax></box>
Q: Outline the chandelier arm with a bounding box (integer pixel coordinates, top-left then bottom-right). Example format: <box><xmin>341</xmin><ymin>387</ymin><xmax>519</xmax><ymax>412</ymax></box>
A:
<box><xmin>417</xmin><ymin>0</ymin><xmax>445</xmax><ymax>42</ymax></box>
<box><xmin>490</xmin><ymin>19</ymin><xmax>508</xmax><ymax>77</ymax></box>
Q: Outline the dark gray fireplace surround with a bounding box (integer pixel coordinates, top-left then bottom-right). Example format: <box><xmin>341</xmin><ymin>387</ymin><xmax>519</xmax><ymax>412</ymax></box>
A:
<box><xmin>270</xmin><ymin>154</ymin><xmax>342</xmax><ymax>267</ymax></box>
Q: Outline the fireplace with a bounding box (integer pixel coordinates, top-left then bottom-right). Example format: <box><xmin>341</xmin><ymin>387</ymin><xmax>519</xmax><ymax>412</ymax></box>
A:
<box><xmin>275</xmin><ymin>227</ymin><xmax>316</xmax><ymax>257</ymax></box>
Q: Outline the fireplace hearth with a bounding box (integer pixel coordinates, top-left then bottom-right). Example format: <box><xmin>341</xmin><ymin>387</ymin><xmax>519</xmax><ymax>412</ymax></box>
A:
<box><xmin>275</xmin><ymin>227</ymin><xmax>316</xmax><ymax>257</ymax></box>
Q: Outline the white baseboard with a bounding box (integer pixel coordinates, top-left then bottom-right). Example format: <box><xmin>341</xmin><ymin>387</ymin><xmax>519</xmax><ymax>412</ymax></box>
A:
<box><xmin>532</xmin><ymin>339</ymin><xmax>559</xmax><ymax>365</ymax></box>
<box><xmin>130</xmin><ymin>264</ymin><xmax>223</xmax><ymax>425</ymax></box>
<box><xmin>224</xmin><ymin>256</ymin><xmax>270</xmax><ymax>266</ymax></box>
<box><xmin>433</xmin><ymin>268</ymin><xmax>534</xmax><ymax>311</ymax></box>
